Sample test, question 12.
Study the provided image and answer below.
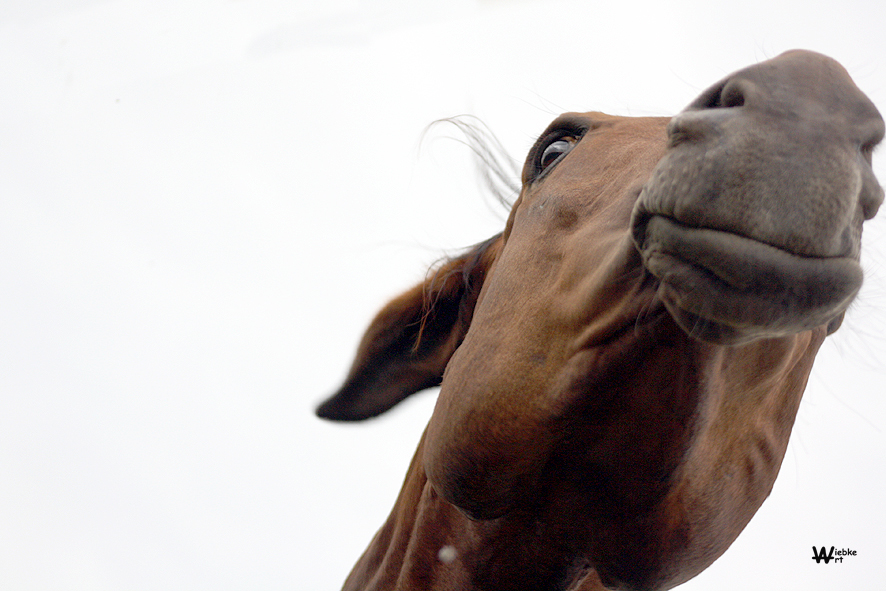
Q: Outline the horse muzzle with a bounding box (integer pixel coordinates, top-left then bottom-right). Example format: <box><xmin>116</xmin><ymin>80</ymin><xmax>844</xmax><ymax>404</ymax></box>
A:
<box><xmin>631</xmin><ymin>49</ymin><xmax>883</xmax><ymax>345</ymax></box>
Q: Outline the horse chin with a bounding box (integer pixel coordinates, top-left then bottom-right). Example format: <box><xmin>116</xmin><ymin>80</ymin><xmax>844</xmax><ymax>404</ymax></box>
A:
<box><xmin>636</xmin><ymin>215</ymin><xmax>862</xmax><ymax>345</ymax></box>
<box><xmin>661</xmin><ymin>303</ymin><xmax>775</xmax><ymax>345</ymax></box>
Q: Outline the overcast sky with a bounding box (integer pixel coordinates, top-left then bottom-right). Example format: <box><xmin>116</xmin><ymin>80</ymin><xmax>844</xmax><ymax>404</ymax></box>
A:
<box><xmin>2</xmin><ymin>1</ymin><xmax>885</xmax><ymax>590</ymax></box>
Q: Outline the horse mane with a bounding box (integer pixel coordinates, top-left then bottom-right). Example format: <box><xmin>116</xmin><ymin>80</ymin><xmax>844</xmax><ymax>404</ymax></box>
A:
<box><xmin>422</xmin><ymin>115</ymin><xmax>520</xmax><ymax>209</ymax></box>
<box><xmin>412</xmin><ymin>116</ymin><xmax>518</xmax><ymax>353</ymax></box>
<box><xmin>413</xmin><ymin>232</ymin><xmax>503</xmax><ymax>356</ymax></box>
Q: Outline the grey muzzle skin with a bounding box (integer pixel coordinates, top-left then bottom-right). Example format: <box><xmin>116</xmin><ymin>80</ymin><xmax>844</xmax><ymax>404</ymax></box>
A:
<box><xmin>632</xmin><ymin>50</ymin><xmax>885</xmax><ymax>344</ymax></box>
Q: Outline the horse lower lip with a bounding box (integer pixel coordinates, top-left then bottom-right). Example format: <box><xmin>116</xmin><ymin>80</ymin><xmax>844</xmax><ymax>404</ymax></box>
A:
<box><xmin>637</xmin><ymin>215</ymin><xmax>862</xmax><ymax>341</ymax></box>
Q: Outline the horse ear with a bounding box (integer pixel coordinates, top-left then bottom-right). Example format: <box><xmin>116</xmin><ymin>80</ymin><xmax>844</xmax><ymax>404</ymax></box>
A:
<box><xmin>316</xmin><ymin>234</ymin><xmax>503</xmax><ymax>421</ymax></box>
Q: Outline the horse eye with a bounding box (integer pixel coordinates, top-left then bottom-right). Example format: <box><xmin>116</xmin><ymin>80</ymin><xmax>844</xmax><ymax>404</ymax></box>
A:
<box><xmin>539</xmin><ymin>138</ymin><xmax>575</xmax><ymax>172</ymax></box>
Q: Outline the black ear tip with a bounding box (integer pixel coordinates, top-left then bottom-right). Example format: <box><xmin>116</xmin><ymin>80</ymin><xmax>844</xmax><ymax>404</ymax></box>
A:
<box><xmin>315</xmin><ymin>400</ymin><xmax>335</xmax><ymax>420</ymax></box>
<box><xmin>315</xmin><ymin>392</ymin><xmax>377</xmax><ymax>422</ymax></box>
<box><xmin>315</xmin><ymin>396</ymin><xmax>348</xmax><ymax>421</ymax></box>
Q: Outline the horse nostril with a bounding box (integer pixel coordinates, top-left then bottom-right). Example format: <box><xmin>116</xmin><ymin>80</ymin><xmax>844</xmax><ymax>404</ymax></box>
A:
<box><xmin>691</xmin><ymin>78</ymin><xmax>750</xmax><ymax>110</ymax></box>
<box><xmin>719</xmin><ymin>79</ymin><xmax>747</xmax><ymax>108</ymax></box>
<box><xmin>860</xmin><ymin>164</ymin><xmax>885</xmax><ymax>220</ymax></box>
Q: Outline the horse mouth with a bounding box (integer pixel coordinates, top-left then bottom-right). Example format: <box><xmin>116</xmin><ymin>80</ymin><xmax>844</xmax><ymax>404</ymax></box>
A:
<box><xmin>633</xmin><ymin>215</ymin><xmax>862</xmax><ymax>344</ymax></box>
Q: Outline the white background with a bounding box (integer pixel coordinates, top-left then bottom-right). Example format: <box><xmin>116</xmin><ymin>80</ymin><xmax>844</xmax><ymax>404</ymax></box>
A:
<box><xmin>2</xmin><ymin>1</ymin><xmax>885</xmax><ymax>589</ymax></box>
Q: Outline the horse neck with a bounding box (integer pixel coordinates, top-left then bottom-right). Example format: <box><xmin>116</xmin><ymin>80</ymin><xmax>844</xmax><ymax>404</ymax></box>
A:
<box><xmin>342</xmin><ymin>325</ymin><xmax>826</xmax><ymax>591</ymax></box>
<box><xmin>340</xmin><ymin>431</ymin><xmax>463</xmax><ymax>591</ymax></box>
<box><xmin>342</xmin><ymin>430</ymin><xmax>613</xmax><ymax>591</ymax></box>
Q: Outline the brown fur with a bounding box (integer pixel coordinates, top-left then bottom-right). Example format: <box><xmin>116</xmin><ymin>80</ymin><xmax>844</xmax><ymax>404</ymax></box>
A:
<box><xmin>318</xmin><ymin>51</ymin><xmax>884</xmax><ymax>591</ymax></box>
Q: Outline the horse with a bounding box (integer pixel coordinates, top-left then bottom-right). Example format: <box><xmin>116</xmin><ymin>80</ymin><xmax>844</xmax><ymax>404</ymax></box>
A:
<box><xmin>316</xmin><ymin>50</ymin><xmax>884</xmax><ymax>591</ymax></box>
